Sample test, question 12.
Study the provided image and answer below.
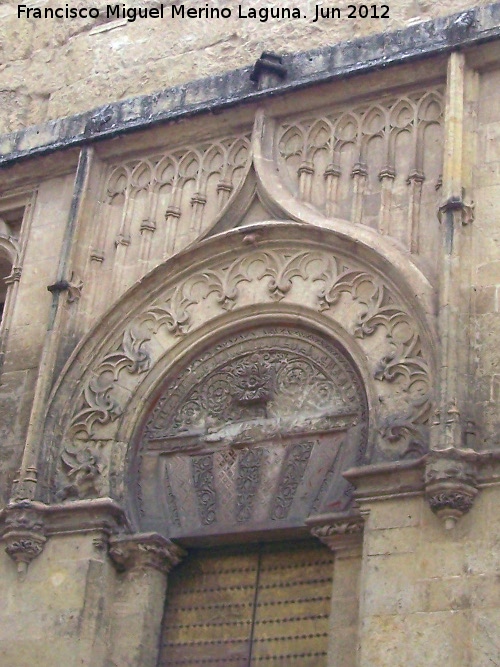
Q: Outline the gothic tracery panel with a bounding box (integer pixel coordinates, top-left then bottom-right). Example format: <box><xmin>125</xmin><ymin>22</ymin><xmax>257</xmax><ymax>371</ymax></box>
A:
<box><xmin>276</xmin><ymin>87</ymin><xmax>444</xmax><ymax>255</ymax></box>
<box><xmin>90</xmin><ymin>133</ymin><xmax>251</xmax><ymax>300</ymax></box>
<box><xmin>135</xmin><ymin>325</ymin><xmax>368</xmax><ymax>539</ymax></box>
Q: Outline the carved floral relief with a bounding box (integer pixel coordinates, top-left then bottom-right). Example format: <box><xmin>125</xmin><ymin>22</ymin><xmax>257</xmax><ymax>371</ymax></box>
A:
<box><xmin>136</xmin><ymin>325</ymin><xmax>367</xmax><ymax>538</ymax></box>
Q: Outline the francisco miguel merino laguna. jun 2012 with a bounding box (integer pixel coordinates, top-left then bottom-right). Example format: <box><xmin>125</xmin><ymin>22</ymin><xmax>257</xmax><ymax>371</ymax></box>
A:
<box><xmin>16</xmin><ymin>3</ymin><xmax>388</xmax><ymax>22</ymax></box>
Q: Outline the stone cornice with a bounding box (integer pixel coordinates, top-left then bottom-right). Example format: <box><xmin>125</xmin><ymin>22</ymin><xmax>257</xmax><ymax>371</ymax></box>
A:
<box><xmin>344</xmin><ymin>450</ymin><xmax>500</xmax><ymax>530</ymax></box>
<box><xmin>0</xmin><ymin>498</ymin><xmax>130</xmax><ymax>575</ymax></box>
<box><xmin>343</xmin><ymin>457</ymin><xmax>427</xmax><ymax>503</ymax></box>
<box><xmin>2</xmin><ymin>3</ymin><xmax>500</xmax><ymax>166</ymax></box>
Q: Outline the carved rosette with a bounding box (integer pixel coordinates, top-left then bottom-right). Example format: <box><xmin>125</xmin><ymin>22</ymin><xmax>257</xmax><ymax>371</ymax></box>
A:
<box><xmin>109</xmin><ymin>533</ymin><xmax>185</xmax><ymax>574</ymax></box>
<box><xmin>425</xmin><ymin>448</ymin><xmax>478</xmax><ymax>530</ymax></box>
<box><xmin>2</xmin><ymin>504</ymin><xmax>46</xmax><ymax>576</ymax></box>
<box><xmin>307</xmin><ymin>511</ymin><xmax>364</xmax><ymax>551</ymax></box>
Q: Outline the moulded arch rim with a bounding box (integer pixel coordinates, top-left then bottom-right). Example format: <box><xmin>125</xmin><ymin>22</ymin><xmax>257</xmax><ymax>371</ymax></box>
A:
<box><xmin>44</xmin><ymin>220</ymin><xmax>437</xmax><ymax>417</ymax></box>
<box><xmin>39</xmin><ymin>221</ymin><xmax>438</xmax><ymax>504</ymax></box>
<box><xmin>0</xmin><ymin>233</ymin><xmax>20</xmax><ymax>266</ymax></box>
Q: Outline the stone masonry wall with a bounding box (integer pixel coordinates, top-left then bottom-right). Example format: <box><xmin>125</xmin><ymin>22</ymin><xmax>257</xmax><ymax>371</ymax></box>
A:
<box><xmin>474</xmin><ymin>65</ymin><xmax>500</xmax><ymax>450</ymax></box>
<box><xmin>0</xmin><ymin>0</ymin><xmax>494</xmax><ymax>134</ymax></box>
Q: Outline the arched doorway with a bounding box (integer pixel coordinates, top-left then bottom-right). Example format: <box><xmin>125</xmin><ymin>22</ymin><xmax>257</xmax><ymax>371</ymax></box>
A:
<box><xmin>131</xmin><ymin>322</ymin><xmax>368</xmax><ymax>666</ymax></box>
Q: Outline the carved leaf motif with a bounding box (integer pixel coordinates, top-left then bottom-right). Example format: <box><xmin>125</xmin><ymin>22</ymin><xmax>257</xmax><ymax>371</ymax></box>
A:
<box><xmin>236</xmin><ymin>448</ymin><xmax>264</xmax><ymax>523</ymax></box>
<box><xmin>70</xmin><ymin>327</ymin><xmax>151</xmax><ymax>438</ymax></box>
<box><xmin>192</xmin><ymin>454</ymin><xmax>217</xmax><ymax>526</ymax></box>
<box><xmin>58</xmin><ymin>440</ymin><xmax>109</xmax><ymax>500</ymax></box>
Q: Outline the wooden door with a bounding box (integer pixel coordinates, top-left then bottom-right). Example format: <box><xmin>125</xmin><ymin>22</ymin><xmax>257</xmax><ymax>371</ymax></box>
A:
<box><xmin>159</xmin><ymin>541</ymin><xmax>334</xmax><ymax>666</ymax></box>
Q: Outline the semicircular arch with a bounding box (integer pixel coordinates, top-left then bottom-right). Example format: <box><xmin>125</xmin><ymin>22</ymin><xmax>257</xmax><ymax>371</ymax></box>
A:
<box><xmin>39</xmin><ymin>222</ymin><xmax>437</xmax><ymax>516</ymax></box>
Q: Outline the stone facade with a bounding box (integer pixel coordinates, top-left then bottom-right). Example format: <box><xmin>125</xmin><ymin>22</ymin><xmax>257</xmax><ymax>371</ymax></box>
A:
<box><xmin>0</xmin><ymin>2</ymin><xmax>500</xmax><ymax>666</ymax></box>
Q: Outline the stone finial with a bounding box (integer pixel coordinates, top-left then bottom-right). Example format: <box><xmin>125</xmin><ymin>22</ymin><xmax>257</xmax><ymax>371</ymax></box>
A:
<box><xmin>2</xmin><ymin>503</ymin><xmax>46</xmax><ymax>578</ymax></box>
<box><xmin>109</xmin><ymin>533</ymin><xmax>185</xmax><ymax>574</ymax></box>
<box><xmin>306</xmin><ymin>511</ymin><xmax>364</xmax><ymax>551</ymax></box>
<box><xmin>425</xmin><ymin>447</ymin><xmax>478</xmax><ymax>530</ymax></box>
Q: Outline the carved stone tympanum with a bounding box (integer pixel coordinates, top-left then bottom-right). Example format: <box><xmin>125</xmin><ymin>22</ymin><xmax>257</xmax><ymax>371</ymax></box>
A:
<box><xmin>133</xmin><ymin>324</ymin><xmax>368</xmax><ymax>541</ymax></box>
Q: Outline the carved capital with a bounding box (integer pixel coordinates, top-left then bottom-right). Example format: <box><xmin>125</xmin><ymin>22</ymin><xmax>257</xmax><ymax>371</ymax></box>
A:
<box><xmin>307</xmin><ymin>511</ymin><xmax>364</xmax><ymax>551</ymax></box>
<box><xmin>2</xmin><ymin>503</ymin><xmax>46</xmax><ymax>576</ymax></box>
<box><xmin>90</xmin><ymin>249</ymin><xmax>105</xmax><ymax>263</ymax></box>
<box><xmin>140</xmin><ymin>219</ymin><xmax>156</xmax><ymax>233</ymax></box>
<box><xmin>379</xmin><ymin>166</ymin><xmax>396</xmax><ymax>181</ymax></box>
<box><xmin>425</xmin><ymin>447</ymin><xmax>478</xmax><ymax>529</ymax></box>
<box><xmin>109</xmin><ymin>533</ymin><xmax>185</xmax><ymax>574</ymax></box>
<box><xmin>115</xmin><ymin>234</ymin><xmax>131</xmax><ymax>247</ymax></box>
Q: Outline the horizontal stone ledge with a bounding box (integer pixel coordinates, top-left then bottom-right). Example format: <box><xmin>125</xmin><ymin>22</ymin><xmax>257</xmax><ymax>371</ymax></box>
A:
<box><xmin>0</xmin><ymin>497</ymin><xmax>130</xmax><ymax>537</ymax></box>
<box><xmin>344</xmin><ymin>457</ymin><xmax>427</xmax><ymax>502</ymax></box>
<box><xmin>2</xmin><ymin>2</ymin><xmax>500</xmax><ymax>166</ymax></box>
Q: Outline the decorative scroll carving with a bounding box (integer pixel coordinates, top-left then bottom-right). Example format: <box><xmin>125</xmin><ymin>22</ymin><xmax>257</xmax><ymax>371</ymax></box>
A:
<box><xmin>192</xmin><ymin>455</ymin><xmax>217</xmax><ymax>526</ymax></box>
<box><xmin>69</xmin><ymin>327</ymin><xmax>151</xmax><ymax>439</ymax></box>
<box><xmin>109</xmin><ymin>532</ymin><xmax>185</xmax><ymax>574</ymax></box>
<box><xmin>144</xmin><ymin>329</ymin><xmax>364</xmax><ymax>445</ymax></box>
<box><xmin>163</xmin><ymin>464</ymin><xmax>181</xmax><ymax>528</ymax></box>
<box><xmin>277</xmin><ymin>88</ymin><xmax>444</xmax><ymax>253</ymax></box>
<box><xmin>236</xmin><ymin>448</ymin><xmax>263</xmax><ymax>523</ymax></box>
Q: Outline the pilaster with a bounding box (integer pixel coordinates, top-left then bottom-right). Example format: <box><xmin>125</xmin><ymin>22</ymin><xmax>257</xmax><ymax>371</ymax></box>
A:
<box><xmin>107</xmin><ymin>533</ymin><xmax>185</xmax><ymax>667</ymax></box>
<box><xmin>307</xmin><ymin>512</ymin><xmax>364</xmax><ymax>667</ymax></box>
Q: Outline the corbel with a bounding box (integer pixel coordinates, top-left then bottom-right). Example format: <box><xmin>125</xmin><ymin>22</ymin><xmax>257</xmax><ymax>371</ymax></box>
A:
<box><xmin>47</xmin><ymin>271</ymin><xmax>83</xmax><ymax>303</ymax></box>
<box><xmin>425</xmin><ymin>446</ymin><xmax>479</xmax><ymax>530</ymax></box>
<box><xmin>250</xmin><ymin>52</ymin><xmax>287</xmax><ymax>88</ymax></box>
<box><xmin>1</xmin><ymin>501</ymin><xmax>46</xmax><ymax>579</ymax></box>
<box><xmin>437</xmin><ymin>194</ymin><xmax>475</xmax><ymax>227</ymax></box>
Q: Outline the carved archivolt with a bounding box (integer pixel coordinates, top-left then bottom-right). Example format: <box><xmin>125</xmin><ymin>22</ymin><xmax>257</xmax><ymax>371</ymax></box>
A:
<box><xmin>45</xmin><ymin>224</ymin><xmax>435</xmax><ymax>507</ymax></box>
